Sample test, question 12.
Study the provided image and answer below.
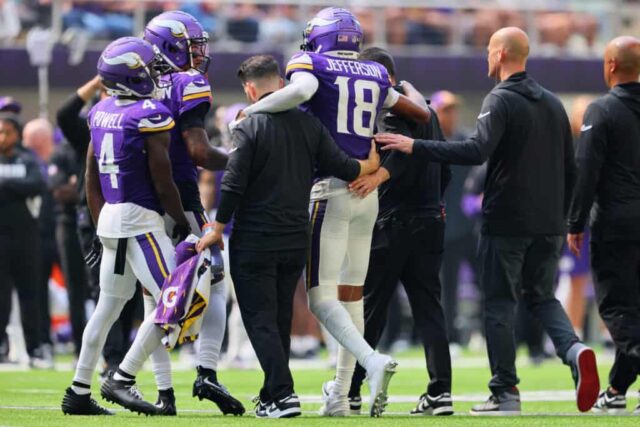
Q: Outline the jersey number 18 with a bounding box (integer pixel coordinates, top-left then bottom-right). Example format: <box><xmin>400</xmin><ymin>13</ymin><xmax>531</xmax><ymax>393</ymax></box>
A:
<box><xmin>334</xmin><ymin>77</ymin><xmax>380</xmax><ymax>138</ymax></box>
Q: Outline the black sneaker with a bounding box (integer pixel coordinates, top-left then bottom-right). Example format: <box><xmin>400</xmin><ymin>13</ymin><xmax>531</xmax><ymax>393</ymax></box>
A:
<box><xmin>258</xmin><ymin>394</ymin><xmax>301</xmax><ymax>419</ymax></box>
<box><xmin>100</xmin><ymin>376</ymin><xmax>159</xmax><ymax>416</ymax></box>
<box><xmin>592</xmin><ymin>389</ymin><xmax>626</xmax><ymax>414</ymax></box>
<box><xmin>155</xmin><ymin>388</ymin><xmax>177</xmax><ymax>416</ymax></box>
<box><xmin>470</xmin><ymin>389</ymin><xmax>521</xmax><ymax>416</ymax></box>
<box><xmin>61</xmin><ymin>387</ymin><xmax>114</xmax><ymax>415</ymax></box>
<box><xmin>411</xmin><ymin>392</ymin><xmax>454</xmax><ymax>416</ymax></box>
<box><xmin>634</xmin><ymin>392</ymin><xmax>640</xmax><ymax>415</ymax></box>
<box><xmin>349</xmin><ymin>395</ymin><xmax>362</xmax><ymax>415</ymax></box>
<box><xmin>253</xmin><ymin>396</ymin><xmax>267</xmax><ymax>417</ymax></box>
<box><xmin>193</xmin><ymin>368</ymin><xmax>245</xmax><ymax>415</ymax></box>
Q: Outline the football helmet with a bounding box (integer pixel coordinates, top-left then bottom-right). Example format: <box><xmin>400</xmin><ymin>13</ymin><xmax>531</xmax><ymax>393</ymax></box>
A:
<box><xmin>144</xmin><ymin>10</ymin><xmax>210</xmax><ymax>74</ymax></box>
<box><xmin>301</xmin><ymin>7</ymin><xmax>363</xmax><ymax>54</ymax></box>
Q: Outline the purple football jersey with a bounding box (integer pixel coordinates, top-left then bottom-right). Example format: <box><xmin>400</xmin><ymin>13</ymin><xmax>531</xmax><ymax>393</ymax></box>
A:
<box><xmin>88</xmin><ymin>97</ymin><xmax>175</xmax><ymax>214</ymax></box>
<box><xmin>286</xmin><ymin>52</ymin><xmax>392</xmax><ymax>159</ymax></box>
<box><xmin>158</xmin><ymin>70</ymin><xmax>212</xmax><ymax>186</ymax></box>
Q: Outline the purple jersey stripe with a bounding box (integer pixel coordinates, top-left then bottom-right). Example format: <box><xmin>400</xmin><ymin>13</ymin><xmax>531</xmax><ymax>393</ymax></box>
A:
<box><xmin>136</xmin><ymin>233</ymin><xmax>170</xmax><ymax>289</ymax></box>
<box><xmin>306</xmin><ymin>200</ymin><xmax>327</xmax><ymax>290</ymax></box>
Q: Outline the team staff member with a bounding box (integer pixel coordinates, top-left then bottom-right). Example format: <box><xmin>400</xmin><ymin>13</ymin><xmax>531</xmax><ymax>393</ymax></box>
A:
<box><xmin>568</xmin><ymin>36</ymin><xmax>640</xmax><ymax>414</ymax></box>
<box><xmin>375</xmin><ymin>27</ymin><xmax>599</xmax><ymax>415</ymax></box>
<box><xmin>0</xmin><ymin>113</ymin><xmax>44</xmax><ymax>364</ymax></box>
<box><xmin>346</xmin><ymin>47</ymin><xmax>453</xmax><ymax>416</ymax></box>
<box><xmin>197</xmin><ymin>55</ymin><xmax>379</xmax><ymax>419</ymax></box>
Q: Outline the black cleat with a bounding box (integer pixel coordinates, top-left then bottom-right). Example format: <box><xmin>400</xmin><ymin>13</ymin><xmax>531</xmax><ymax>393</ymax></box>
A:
<box><xmin>193</xmin><ymin>369</ymin><xmax>245</xmax><ymax>416</ymax></box>
<box><xmin>155</xmin><ymin>388</ymin><xmax>177</xmax><ymax>416</ymax></box>
<box><xmin>100</xmin><ymin>376</ymin><xmax>159</xmax><ymax>416</ymax></box>
<box><xmin>61</xmin><ymin>387</ymin><xmax>114</xmax><ymax>415</ymax></box>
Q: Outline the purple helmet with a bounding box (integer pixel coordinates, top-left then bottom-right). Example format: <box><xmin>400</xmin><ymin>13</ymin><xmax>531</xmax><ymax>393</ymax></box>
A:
<box><xmin>97</xmin><ymin>37</ymin><xmax>168</xmax><ymax>98</ymax></box>
<box><xmin>301</xmin><ymin>7</ymin><xmax>363</xmax><ymax>54</ymax></box>
<box><xmin>144</xmin><ymin>10</ymin><xmax>210</xmax><ymax>74</ymax></box>
<box><xmin>0</xmin><ymin>96</ymin><xmax>21</xmax><ymax>114</ymax></box>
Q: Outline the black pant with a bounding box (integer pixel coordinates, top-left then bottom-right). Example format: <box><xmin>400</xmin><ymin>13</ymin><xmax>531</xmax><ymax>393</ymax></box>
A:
<box><xmin>441</xmin><ymin>231</ymin><xmax>481</xmax><ymax>344</ymax></box>
<box><xmin>590</xmin><ymin>240</ymin><xmax>640</xmax><ymax>393</ymax></box>
<box><xmin>0</xmin><ymin>223</ymin><xmax>41</xmax><ymax>356</ymax></box>
<box><xmin>350</xmin><ymin>216</ymin><xmax>451</xmax><ymax>397</ymax></box>
<box><xmin>230</xmin><ymin>246</ymin><xmax>306</xmax><ymax>402</ymax></box>
<box><xmin>479</xmin><ymin>234</ymin><xmax>579</xmax><ymax>393</ymax></box>
<box><xmin>38</xmin><ymin>235</ymin><xmax>57</xmax><ymax>346</ymax></box>
<box><xmin>56</xmin><ymin>220</ymin><xmax>87</xmax><ymax>355</ymax></box>
<box><xmin>77</xmin><ymin>219</ymin><xmax>141</xmax><ymax>368</ymax></box>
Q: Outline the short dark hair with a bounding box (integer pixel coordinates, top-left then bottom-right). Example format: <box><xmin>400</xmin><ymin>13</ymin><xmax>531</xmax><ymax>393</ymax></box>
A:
<box><xmin>359</xmin><ymin>47</ymin><xmax>396</xmax><ymax>78</ymax></box>
<box><xmin>237</xmin><ymin>55</ymin><xmax>281</xmax><ymax>84</ymax></box>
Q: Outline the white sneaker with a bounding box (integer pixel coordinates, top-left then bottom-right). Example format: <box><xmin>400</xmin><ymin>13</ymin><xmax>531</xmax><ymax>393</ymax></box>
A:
<box><xmin>365</xmin><ymin>353</ymin><xmax>397</xmax><ymax>417</ymax></box>
<box><xmin>318</xmin><ymin>380</ymin><xmax>350</xmax><ymax>416</ymax></box>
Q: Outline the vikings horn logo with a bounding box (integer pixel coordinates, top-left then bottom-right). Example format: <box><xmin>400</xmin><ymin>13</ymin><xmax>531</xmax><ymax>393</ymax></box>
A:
<box><xmin>162</xmin><ymin>285</ymin><xmax>180</xmax><ymax>308</ymax></box>
<box><xmin>304</xmin><ymin>17</ymin><xmax>341</xmax><ymax>36</ymax></box>
<box><xmin>102</xmin><ymin>52</ymin><xmax>145</xmax><ymax>70</ymax></box>
<box><xmin>153</xmin><ymin>19</ymin><xmax>187</xmax><ymax>38</ymax></box>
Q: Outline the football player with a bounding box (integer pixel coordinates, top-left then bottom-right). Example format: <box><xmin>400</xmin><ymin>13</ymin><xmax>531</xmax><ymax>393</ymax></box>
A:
<box><xmin>143</xmin><ymin>11</ymin><xmax>244</xmax><ymax>415</ymax></box>
<box><xmin>235</xmin><ymin>7</ymin><xmax>430</xmax><ymax>417</ymax></box>
<box><xmin>61</xmin><ymin>37</ymin><xmax>190</xmax><ymax>416</ymax></box>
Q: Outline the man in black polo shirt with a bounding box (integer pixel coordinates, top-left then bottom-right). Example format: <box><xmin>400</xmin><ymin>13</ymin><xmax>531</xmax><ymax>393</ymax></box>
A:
<box><xmin>345</xmin><ymin>47</ymin><xmax>453</xmax><ymax>416</ymax></box>
<box><xmin>375</xmin><ymin>27</ymin><xmax>599</xmax><ymax>415</ymax></box>
<box><xmin>568</xmin><ymin>36</ymin><xmax>640</xmax><ymax>415</ymax></box>
<box><xmin>196</xmin><ymin>55</ymin><xmax>379</xmax><ymax>419</ymax></box>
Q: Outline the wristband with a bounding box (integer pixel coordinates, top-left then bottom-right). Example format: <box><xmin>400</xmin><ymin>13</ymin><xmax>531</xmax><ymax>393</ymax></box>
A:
<box><xmin>202</xmin><ymin>222</ymin><xmax>215</xmax><ymax>235</ymax></box>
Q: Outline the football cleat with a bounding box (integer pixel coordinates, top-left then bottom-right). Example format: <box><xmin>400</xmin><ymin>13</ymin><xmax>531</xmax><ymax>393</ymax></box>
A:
<box><xmin>348</xmin><ymin>395</ymin><xmax>362</xmax><ymax>415</ymax></box>
<box><xmin>592</xmin><ymin>389</ymin><xmax>626</xmax><ymax>414</ymax></box>
<box><xmin>410</xmin><ymin>392</ymin><xmax>454</xmax><ymax>416</ymax></box>
<box><xmin>61</xmin><ymin>387</ymin><xmax>114</xmax><ymax>416</ymax></box>
<box><xmin>366</xmin><ymin>353</ymin><xmax>397</xmax><ymax>417</ymax></box>
<box><xmin>193</xmin><ymin>370</ymin><xmax>245</xmax><ymax>416</ymax></box>
<box><xmin>155</xmin><ymin>388</ymin><xmax>177</xmax><ymax>416</ymax></box>
<box><xmin>319</xmin><ymin>380</ymin><xmax>350</xmax><ymax>417</ymax></box>
<box><xmin>470</xmin><ymin>389</ymin><xmax>521</xmax><ymax>416</ymax></box>
<box><xmin>100</xmin><ymin>376</ymin><xmax>159</xmax><ymax>416</ymax></box>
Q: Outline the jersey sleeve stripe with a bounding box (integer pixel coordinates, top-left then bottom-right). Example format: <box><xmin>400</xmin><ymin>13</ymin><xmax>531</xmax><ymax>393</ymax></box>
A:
<box><xmin>285</xmin><ymin>63</ymin><xmax>314</xmax><ymax>73</ymax></box>
<box><xmin>139</xmin><ymin>121</ymin><xmax>175</xmax><ymax>133</ymax></box>
<box><xmin>182</xmin><ymin>92</ymin><xmax>212</xmax><ymax>102</ymax></box>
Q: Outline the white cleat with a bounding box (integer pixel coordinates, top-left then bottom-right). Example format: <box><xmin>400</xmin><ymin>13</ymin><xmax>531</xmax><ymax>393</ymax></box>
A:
<box><xmin>318</xmin><ymin>381</ymin><xmax>350</xmax><ymax>417</ymax></box>
<box><xmin>365</xmin><ymin>353</ymin><xmax>398</xmax><ymax>417</ymax></box>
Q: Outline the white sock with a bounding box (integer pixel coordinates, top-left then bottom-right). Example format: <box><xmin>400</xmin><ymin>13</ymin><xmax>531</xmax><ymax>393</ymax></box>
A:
<box><xmin>308</xmin><ymin>286</ymin><xmax>374</xmax><ymax>368</ymax></box>
<box><xmin>197</xmin><ymin>280</ymin><xmax>227</xmax><ymax>370</ymax></box>
<box><xmin>118</xmin><ymin>313</ymin><xmax>165</xmax><ymax>379</ymax></box>
<box><xmin>333</xmin><ymin>299</ymin><xmax>364</xmax><ymax>395</ymax></box>
<box><xmin>72</xmin><ymin>292</ymin><xmax>127</xmax><ymax>391</ymax></box>
<box><xmin>142</xmin><ymin>294</ymin><xmax>172</xmax><ymax>390</ymax></box>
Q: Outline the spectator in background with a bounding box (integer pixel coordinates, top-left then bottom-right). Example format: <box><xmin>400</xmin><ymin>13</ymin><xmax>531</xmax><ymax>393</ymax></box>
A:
<box><xmin>227</xmin><ymin>4</ymin><xmax>260</xmax><ymax>43</ymax></box>
<box><xmin>174</xmin><ymin>1</ymin><xmax>220</xmax><ymax>39</ymax></box>
<box><xmin>63</xmin><ymin>0</ymin><xmax>134</xmax><ymax>40</ymax></box>
<box><xmin>260</xmin><ymin>5</ymin><xmax>299</xmax><ymax>44</ymax></box>
<box><xmin>22</xmin><ymin>118</ymin><xmax>56</xmax><ymax>368</ymax></box>
<box><xmin>561</xmin><ymin>95</ymin><xmax>595</xmax><ymax>337</ymax></box>
<box><xmin>0</xmin><ymin>0</ymin><xmax>21</xmax><ymax>44</ymax></box>
<box><xmin>385</xmin><ymin>7</ymin><xmax>407</xmax><ymax>45</ymax></box>
<box><xmin>0</xmin><ymin>113</ymin><xmax>45</xmax><ymax>366</ymax></box>
<box><xmin>406</xmin><ymin>8</ymin><xmax>451</xmax><ymax>46</ymax></box>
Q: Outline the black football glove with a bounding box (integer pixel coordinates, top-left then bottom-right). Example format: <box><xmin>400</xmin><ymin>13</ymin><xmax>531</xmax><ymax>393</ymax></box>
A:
<box><xmin>172</xmin><ymin>223</ymin><xmax>191</xmax><ymax>243</ymax></box>
<box><xmin>84</xmin><ymin>236</ymin><xmax>103</xmax><ymax>268</ymax></box>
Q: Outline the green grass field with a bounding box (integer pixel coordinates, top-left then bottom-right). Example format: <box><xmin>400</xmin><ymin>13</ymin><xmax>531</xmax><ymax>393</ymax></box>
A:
<box><xmin>0</xmin><ymin>351</ymin><xmax>638</xmax><ymax>426</ymax></box>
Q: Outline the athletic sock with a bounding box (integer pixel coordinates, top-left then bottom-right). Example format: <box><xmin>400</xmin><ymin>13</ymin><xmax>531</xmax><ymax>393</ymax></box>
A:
<box><xmin>197</xmin><ymin>280</ymin><xmax>227</xmax><ymax>371</ymax></box>
<box><xmin>118</xmin><ymin>314</ymin><xmax>165</xmax><ymax>380</ymax></box>
<box><xmin>113</xmin><ymin>368</ymin><xmax>135</xmax><ymax>383</ymax></box>
<box><xmin>71</xmin><ymin>381</ymin><xmax>91</xmax><ymax>396</ymax></box>
<box><xmin>143</xmin><ymin>294</ymin><xmax>173</xmax><ymax>391</ymax></box>
<box><xmin>333</xmin><ymin>299</ymin><xmax>365</xmax><ymax>396</ymax></box>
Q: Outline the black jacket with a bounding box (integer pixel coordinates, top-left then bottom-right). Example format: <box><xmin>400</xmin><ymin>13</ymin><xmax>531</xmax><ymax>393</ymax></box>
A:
<box><xmin>217</xmin><ymin>108</ymin><xmax>360</xmax><ymax>251</ymax></box>
<box><xmin>0</xmin><ymin>146</ymin><xmax>45</xmax><ymax>227</ymax></box>
<box><xmin>378</xmin><ymin>106</ymin><xmax>450</xmax><ymax>220</ymax></box>
<box><xmin>568</xmin><ymin>82</ymin><xmax>640</xmax><ymax>241</ymax></box>
<box><xmin>411</xmin><ymin>72</ymin><xmax>576</xmax><ymax>236</ymax></box>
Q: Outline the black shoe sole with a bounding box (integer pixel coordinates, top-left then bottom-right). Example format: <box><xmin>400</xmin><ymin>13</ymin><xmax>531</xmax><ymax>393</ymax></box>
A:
<box><xmin>100</xmin><ymin>383</ymin><xmax>158</xmax><ymax>416</ymax></box>
<box><xmin>193</xmin><ymin>382</ymin><xmax>245</xmax><ymax>416</ymax></box>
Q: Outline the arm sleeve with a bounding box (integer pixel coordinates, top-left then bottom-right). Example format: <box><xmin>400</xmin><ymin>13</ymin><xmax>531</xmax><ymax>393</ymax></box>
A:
<box><xmin>382</xmin><ymin>87</ymin><xmax>401</xmax><ymax>109</ymax></box>
<box><xmin>220</xmin><ymin>123</ymin><xmax>255</xmax><ymax>196</ymax></box>
<box><xmin>242</xmin><ymin>72</ymin><xmax>319</xmax><ymax>116</ymax></box>
<box><xmin>56</xmin><ymin>94</ymin><xmax>90</xmax><ymax>156</ymax></box>
<box><xmin>413</xmin><ymin>93</ymin><xmax>507</xmax><ymax>165</ymax></box>
<box><xmin>179</xmin><ymin>102</ymin><xmax>209</xmax><ymax>131</ymax></box>
<box><xmin>215</xmin><ymin>191</ymin><xmax>241</xmax><ymax>224</ymax></box>
<box><xmin>1</xmin><ymin>153</ymin><xmax>45</xmax><ymax>198</ymax></box>
<box><xmin>316</xmin><ymin>124</ymin><xmax>360</xmax><ymax>181</ymax></box>
<box><xmin>567</xmin><ymin>104</ymin><xmax>606</xmax><ymax>233</ymax></box>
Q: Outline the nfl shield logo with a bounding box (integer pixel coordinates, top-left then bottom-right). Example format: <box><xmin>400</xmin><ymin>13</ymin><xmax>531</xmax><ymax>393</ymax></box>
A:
<box><xmin>337</xmin><ymin>34</ymin><xmax>349</xmax><ymax>42</ymax></box>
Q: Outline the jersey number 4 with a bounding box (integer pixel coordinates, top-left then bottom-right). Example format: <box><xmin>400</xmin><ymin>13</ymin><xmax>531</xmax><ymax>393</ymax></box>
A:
<box><xmin>334</xmin><ymin>76</ymin><xmax>380</xmax><ymax>138</ymax></box>
<box><xmin>98</xmin><ymin>133</ymin><xmax>120</xmax><ymax>189</ymax></box>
